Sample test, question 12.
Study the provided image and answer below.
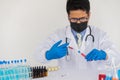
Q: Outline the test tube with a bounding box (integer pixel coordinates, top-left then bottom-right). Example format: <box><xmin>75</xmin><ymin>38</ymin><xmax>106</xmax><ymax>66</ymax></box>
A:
<box><xmin>99</xmin><ymin>74</ymin><xmax>106</xmax><ymax>80</ymax></box>
<box><xmin>66</xmin><ymin>38</ymin><xmax>70</xmax><ymax>61</ymax></box>
<box><xmin>112</xmin><ymin>58</ymin><xmax>118</xmax><ymax>79</ymax></box>
<box><xmin>28</xmin><ymin>66</ymin><xmax>32</xmax><ymax>79</ymax></box>
<box><xmin>117</xmin><ymin>69</ymin><xmax>120</xmax><ymax>80</ymax></box>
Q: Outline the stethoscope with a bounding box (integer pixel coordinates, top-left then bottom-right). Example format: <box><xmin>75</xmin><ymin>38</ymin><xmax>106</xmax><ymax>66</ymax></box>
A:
<box><xmin>85</xmin><ymin>26</ymin><xmax>94</xmax><ymax>42</ymax></box>
<box><xmin>65</xmin><ymin>26</ymin><xmax>95</xmax><ymax>61</ymax></box>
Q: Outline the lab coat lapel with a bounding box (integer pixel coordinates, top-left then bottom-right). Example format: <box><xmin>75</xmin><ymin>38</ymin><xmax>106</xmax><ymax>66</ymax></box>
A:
<box><xmin>80</xmin><ymin>26</ymin><xmax>90</xmax><ymax>54</ymax></box>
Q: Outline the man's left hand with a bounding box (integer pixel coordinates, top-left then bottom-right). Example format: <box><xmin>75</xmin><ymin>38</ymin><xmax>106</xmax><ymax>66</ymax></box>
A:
<box><xmin>85</xmin><ymin>49</ymin><xmax>107</xmax><ymax>61</ymax></box>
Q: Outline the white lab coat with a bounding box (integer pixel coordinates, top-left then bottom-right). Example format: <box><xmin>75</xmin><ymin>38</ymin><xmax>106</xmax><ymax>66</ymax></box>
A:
<box><xmin>35</xmin><ymin>25</ymin><xmax>120</xmax><ymax>80</ymax></box>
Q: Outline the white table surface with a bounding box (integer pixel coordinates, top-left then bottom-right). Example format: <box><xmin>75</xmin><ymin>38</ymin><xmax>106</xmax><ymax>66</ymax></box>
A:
<box><xmin>32</xmin><ymin>69</ymin><xmax>99</xmax><ymax>80</ymax></box>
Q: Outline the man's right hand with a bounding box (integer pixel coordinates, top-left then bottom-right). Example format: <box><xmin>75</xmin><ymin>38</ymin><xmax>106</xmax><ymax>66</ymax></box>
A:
<box><xmin>45</xmin><ymin>40</ymin><xmax>69</xmax><ymax>60</ymax></box>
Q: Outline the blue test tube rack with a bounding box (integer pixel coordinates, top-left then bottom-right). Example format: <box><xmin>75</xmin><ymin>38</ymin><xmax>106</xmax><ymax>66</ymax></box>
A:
<box><xmin>0</xmin><ymin>59</ymin><xmax>32</xmax><ymax>80</ymax></box>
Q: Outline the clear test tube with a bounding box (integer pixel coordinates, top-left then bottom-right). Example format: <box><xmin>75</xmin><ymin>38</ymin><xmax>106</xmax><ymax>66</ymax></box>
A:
<box><xmin>0</xmin><ymin>65</ymin><xmax>4</xmax><ymax>80</ymax></box>
<box><xmin>25</xmin><ymin>66</ymin><xmax>29</xmax><ymax>79</ymax></box>
<box><xmin>28</xmin><ymin>66</ymin><xmax>32</xmax><ymax>79</ymax></box>
<box><xmin>20</xmin><ymin>66</ymin><xmax>25</xmax><ymax>79</ymax></box>
<box><xmin>20</xmin><ymin>65</ymin><xmax>29</xmax><ymax>80</ymax></box>
<box><xmin>111</xmin><ymin>58</ymin><xmax>119</xmax><ymax>80</ymax></box>
<box><xmin>14</xmin><ymin>66</ymin><xmax>20</xmax><ymax>80</ymax></box>
<box><xmin>3</xmin><ymin>60</ymin><xmax>7</xmax><ymax>68</ymax></box>
<box><xmin>18</xmin><ymin>66</ymin><xmax>22</xmax><ymax>80</ymax></box>
<box><xmin>9</xmin><ymin>67</ymin><xmax>13</xmax><ymax>80</ymax></box>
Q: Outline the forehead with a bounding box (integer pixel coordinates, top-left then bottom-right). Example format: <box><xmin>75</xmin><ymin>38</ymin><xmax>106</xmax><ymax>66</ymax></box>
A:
<box><xmin>69</xmin><ymin>10</ymin><xmax>88</xmax><ymax>17</ymax></box>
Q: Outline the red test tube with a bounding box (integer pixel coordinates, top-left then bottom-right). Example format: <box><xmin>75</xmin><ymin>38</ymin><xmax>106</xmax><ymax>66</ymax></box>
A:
<box><xmin>99</xmin><ymin>74</ymin><xmax>106</xmax><ymax>80</ymax></box>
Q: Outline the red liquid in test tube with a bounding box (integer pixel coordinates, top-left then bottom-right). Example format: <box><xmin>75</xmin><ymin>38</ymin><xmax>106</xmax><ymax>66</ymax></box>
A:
<box><xmin>99</xmin><ymin>74</ymin><xmax>106</xmax><ymax>80</ymax></box>
<box><xmin>81</xmin><ymin>53</ymin><xmax>86</xmax><ymax>57</ymax></box>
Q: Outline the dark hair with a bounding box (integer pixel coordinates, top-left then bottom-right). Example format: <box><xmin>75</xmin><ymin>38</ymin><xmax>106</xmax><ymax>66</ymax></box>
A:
<box><xmin>66</xmin><ymin>0</ymin><xmax>90</xmax><ymax>14</ymax></box>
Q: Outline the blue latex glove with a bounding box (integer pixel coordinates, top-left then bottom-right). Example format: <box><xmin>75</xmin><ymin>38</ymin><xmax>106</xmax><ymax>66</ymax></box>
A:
<box><xmin>85</xmin><ymin>49</ymin><xmax>107</xmax><ymax>61</ymax></box>
<box><xmin>117</xmin><ymin>69</ymin><xmax>120</xmax><ymax>79</ymax></box>
<box><xmin>46</xmin><ymin>40</ymin><xmax>69</xmax><ymax>60</ymax></box>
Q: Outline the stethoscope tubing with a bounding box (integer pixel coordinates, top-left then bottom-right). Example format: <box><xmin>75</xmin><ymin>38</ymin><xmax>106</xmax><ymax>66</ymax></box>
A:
<box><xmin>85</xmin><ymin>26</ymin><xmax>94</xmax><ymax>42</ymax></box>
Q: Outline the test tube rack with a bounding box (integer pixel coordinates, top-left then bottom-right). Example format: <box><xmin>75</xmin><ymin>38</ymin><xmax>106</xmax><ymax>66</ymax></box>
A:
<box><xmin>0</xmin><ymin>59</ymin><xmax>60</xmax><ymax>80</ymax></box>
<box><xmin>0</xmin><ymin>66</ymin><xmax>32</xmax><ymax>80</ymax></box>
<box><xmin>0</xmin><ymin>59</ymin><xmax>32</xmax><ymax>80</ymax></box>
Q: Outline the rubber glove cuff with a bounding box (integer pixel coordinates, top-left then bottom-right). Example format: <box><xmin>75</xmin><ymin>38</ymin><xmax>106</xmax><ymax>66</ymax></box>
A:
<box><xmin>100</xmin><ymin>50</ymin><xmax>107</xmax><ymax>60</ymax></box>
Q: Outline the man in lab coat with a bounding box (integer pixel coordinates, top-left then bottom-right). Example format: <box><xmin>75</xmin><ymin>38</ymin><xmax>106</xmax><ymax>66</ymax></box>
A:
<box><xmin>36</xmin><ymin>0</ymin><xmax>120</xmax><ymax>80</ymax></box>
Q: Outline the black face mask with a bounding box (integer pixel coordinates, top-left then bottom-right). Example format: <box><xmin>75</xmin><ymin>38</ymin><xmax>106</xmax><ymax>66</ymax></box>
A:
<box><xmin>70</xmin><ymin>22</ymin><xmax>88</xmax><ymax>33</ymax></box>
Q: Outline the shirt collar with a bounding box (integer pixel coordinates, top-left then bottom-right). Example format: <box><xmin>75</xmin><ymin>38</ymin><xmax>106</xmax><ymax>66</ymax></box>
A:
<box><xmin>71</xmin><ymin>28</ymin><xmax>86</xmax><ymax>38</ymax></box>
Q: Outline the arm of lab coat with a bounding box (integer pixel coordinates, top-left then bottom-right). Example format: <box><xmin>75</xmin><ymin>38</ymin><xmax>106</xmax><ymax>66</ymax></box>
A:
<box><xmin>99</xmin><ymin>31</ymin><xmax>120</xmax><ymax>65</ymax></box>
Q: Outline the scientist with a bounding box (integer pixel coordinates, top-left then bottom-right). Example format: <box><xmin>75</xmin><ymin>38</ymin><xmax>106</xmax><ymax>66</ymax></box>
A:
<box><xmin>36</xmin><ymin>0</ymin><xmax>120</xmax><ymax>80</ymax></box>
